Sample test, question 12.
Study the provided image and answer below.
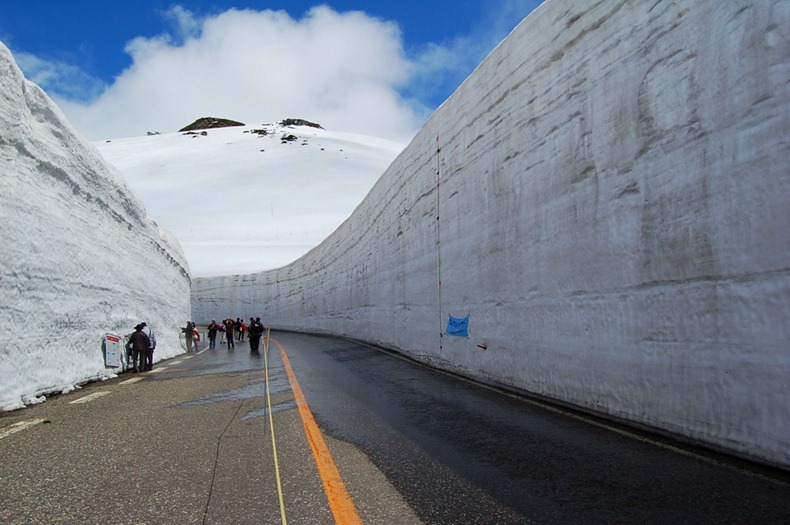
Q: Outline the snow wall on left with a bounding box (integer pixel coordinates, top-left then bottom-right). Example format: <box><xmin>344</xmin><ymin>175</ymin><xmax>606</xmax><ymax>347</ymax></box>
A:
<box><xmin>0</xmin><ymin>42</ymin><xmax>192</xmax><ymax>411</ymax></box>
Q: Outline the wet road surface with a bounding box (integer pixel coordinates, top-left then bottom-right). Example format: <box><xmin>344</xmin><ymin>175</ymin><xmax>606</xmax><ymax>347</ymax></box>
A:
<box><xmin>276</xmin><ymin>332</ymin><xmax>790</xmax><ymax>524</ymax></box>
<box><xmin>1</xmin><ymin>330</ymin><xmax>789</xmax><ymax>524</ymax></box>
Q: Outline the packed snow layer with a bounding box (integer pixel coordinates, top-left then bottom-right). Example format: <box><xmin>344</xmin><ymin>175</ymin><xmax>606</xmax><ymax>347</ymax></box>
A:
<box><xmin>0</xmin><ymin>42</ymin><xmax>191</xmax><ymax>411</ymax></box>
<box><xmin>96</xmin><ymin>125</ymin><xmax>404</xmax><ymax>277</ymax></box>
<box><xmin>193</xmin><ymin>0</ymin><xmax>790</xmax><ymax>467</ymax></box>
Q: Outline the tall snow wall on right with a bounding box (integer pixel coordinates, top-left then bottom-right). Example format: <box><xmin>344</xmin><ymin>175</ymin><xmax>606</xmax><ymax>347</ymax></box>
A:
<box><xmin>193</xmin><ymin>0</ymin><xmax>790</xmax><ymax>467</ymax></box>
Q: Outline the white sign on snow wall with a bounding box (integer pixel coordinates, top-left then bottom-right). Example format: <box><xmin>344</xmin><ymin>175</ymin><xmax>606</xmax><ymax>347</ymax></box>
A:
<box><xmin>193</xmin><ymin>0</ymin><xmax>790</xmax><ymax>468</ymax></box>
<box><xmin>0</xmin><ymin>42</ymin><xmax>192</xmax><ymax>411</ymax></box>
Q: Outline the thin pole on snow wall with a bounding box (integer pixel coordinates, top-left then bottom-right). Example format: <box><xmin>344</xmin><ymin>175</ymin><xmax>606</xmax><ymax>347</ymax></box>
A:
<box><xmin>436</xmin><ymin>135</ymin><xmax>443</xmax><ymax>353</ymax></box>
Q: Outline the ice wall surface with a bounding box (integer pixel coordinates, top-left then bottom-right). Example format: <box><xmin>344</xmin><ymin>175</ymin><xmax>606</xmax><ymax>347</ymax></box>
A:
<box><xmin>193</xmin><ymin>0</ymin><xmax>789</xmax><ymax>467</ymax></box>
<box><xmin>0</xmin><ymin>42</ymin><xmax>191</xmax><ymax>410</ymax></box>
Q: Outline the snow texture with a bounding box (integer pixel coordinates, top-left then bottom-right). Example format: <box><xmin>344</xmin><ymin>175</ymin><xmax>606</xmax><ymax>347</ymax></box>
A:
<box><xmin>95</xmin><ymin>123</ymin><xmax>404</xmax><ymax>277</ymax></box>
<box><xmin>193</xmin><ymin>0</ymin><xmax>790</xmax><ymax>467</ymax></box>
<box><xmin>0</xmin><ymin>41</ymin><xmax>191</xmax><ymax>411</ymax></box>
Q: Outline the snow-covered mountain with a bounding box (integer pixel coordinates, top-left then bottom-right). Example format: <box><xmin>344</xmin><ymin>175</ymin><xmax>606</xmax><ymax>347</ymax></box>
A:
<box><xmin>95</xmin><ymin>119</ymin><xmax>405</xmax><ymax>277</ymax></box>
<box><xmin>0</xmin><ymin>41</ymin><xmax>191</xmax><ymax>411</ymax></box>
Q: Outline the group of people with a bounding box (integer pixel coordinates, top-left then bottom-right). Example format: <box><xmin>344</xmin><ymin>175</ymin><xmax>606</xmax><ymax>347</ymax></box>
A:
<box><xmin>206</xmin><ymin>317</ymin><xmax>266</xmax><ymax>352</ymax></box>
<box><xmin>124</xmin><ymin>317</ymin><xmax>268</xmax><ymax>374</ymax></box>
<box><xmin>126</xmin><ymin>322</ymin><xmax>156</xmax><ymax>373</ymax></box>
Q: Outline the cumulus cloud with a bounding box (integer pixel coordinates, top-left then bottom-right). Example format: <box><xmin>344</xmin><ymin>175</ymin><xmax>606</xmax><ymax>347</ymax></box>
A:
<box><xmin>13</xmin><ymin>51</ymin><xmax>107</xmax><ymax>102</ymax></box>
<box><xmin>53</xmin><ymin>6</ymin><xmax>426</xmax><ymax>143</ymax></box>
<box><xmin>17</xmin><ymin>2</ymin><xmax>542</xmax><ymax>143</ymax></box>
<box><xmin>403</xmin><ymin>0</ymin><xmax>544</xmax><ymax>109</ymax></box>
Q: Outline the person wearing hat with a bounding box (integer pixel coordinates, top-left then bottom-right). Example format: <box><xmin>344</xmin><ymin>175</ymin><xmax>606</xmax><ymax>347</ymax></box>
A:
<box><xmin>129</xmin><ymin>323</ymin><xmax>151</xmax><ymax>373</ymax></box>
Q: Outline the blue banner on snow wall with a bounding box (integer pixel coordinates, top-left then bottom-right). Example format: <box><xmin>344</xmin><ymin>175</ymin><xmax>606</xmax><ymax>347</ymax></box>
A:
<box><xmin>446</xmin><ymin>315</ymin><xmax>469</xmax><ymax>337</ymax></box>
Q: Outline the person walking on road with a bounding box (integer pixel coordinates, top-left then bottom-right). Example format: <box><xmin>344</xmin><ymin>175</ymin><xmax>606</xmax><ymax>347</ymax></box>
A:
<box><xmin>225</xmin><ymin>318</ymin><xmax>235</xmax><ymax>350</ymax></box>
<box><xmin>248</xmin><ymin>317</ymin><xmax>264</xmax><ymax>353</ymax></box>
<box><xmin>183</xmin><ymin>320</ymin><xmax>196</xmax><ymax>352</ymax></box>
<box><xmin>207</xmin><ymin>320</ymin><xmax>218</xmax><ymax>349</ymax></box>
<box><xmin>238</xmin><ymin>318</ymin><xmax>246</xmax><ymax>341</ymax></box>
<box><xmin>144</xmin><ymin>323</ymin><xmax>156</xmax><ymax>371</ymax></box>
<box><xmin>130</xmin><ymin>323</ymin><xmax>151</xmax><ymax>373</ymax></box>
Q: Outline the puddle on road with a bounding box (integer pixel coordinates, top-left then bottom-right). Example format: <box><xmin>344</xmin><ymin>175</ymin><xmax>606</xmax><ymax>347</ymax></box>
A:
<box><xmin>173</xmin><ymin>370</ymin><xmax>293</xmax><ymax>419</ymax></box>
<box><xmin>168</xmin><ymin>349</ymin><xmax>275</xmax><ymax>377</ymax></box>
<box><xmin>242</xmin><ymin>400</ymin><xmax>298</xmax><ymax>420</ymax></box>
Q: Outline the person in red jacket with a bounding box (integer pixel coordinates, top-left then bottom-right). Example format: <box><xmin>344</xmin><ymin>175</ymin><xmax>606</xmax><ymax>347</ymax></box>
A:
<box><xmin>237</xmin><ymin>318</ymin><xmax>246</xmax><ymax>341</ymax></box>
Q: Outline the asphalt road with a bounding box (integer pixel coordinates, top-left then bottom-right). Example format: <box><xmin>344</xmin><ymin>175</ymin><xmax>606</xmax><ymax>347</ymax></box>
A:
<box><xmin>1</xmin><ymin>331</ymin><xmax>788</xmax><ymax>524</ymax></box>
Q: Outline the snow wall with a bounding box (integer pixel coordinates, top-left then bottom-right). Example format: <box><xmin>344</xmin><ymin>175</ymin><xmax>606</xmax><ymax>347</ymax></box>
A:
<box><xmin>0</xmin><ymin>42</ymin><xmax>192</xmax><ymax>411</ymax></box>
<box><xmin>193</xmin><ymin>0</ymin><xmax>790</xmax><ymax>468</ymax></box>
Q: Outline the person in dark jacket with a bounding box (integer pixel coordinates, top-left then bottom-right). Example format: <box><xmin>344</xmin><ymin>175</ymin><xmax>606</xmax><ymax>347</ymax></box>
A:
<box><xmin>207</xmin><ymin>320</ymin><xmax>218</xmax><ymax>349</ymax></box>
<box><xmin>130</xmin><ymin>323</ymin><xmax>151</xmax><ymax>373</ymax></box>
<box><xmin>143</xmin><ymin>323</ymin><xmax>156</xmax><ymax>371</ymax></box>
<box><xmin>183</xmin><ymin>320</ymin><xmax>196</xmax><ymax>352</ymax></box>
<box><xmin>248</xmin><ymin>317</ymin><xmax>264</xmax><ymax>353</ymax></box>
<box><xmin>224</xmin><ymin>318</ymin><xmax>235</xmax><ymax>350</ymax></box>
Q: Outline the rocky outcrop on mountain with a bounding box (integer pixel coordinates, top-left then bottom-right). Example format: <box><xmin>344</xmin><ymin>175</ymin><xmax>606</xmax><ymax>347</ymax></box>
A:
<box><xmin>280</xmin><ymin>118</ymin><xmax>323</xmax><ymax>129</ymax></box>
<box><xmin>179</xmin><ymin>117</ymin><xmax>245</xmax><ymax>132</ymax></box>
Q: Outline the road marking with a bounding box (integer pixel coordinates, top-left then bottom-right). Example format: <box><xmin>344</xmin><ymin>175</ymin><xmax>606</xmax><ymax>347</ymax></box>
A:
<box><xmin>274</xmin><ymin>338</ymin><xmax>363</xmax><ymax>525</ymax></box>
<box><xmin>181</xmin><ymin>355</ymin><xmax>194</xmax><ymax>360</ymax></box>
<box><xmin>69</xmin><ymin>391</ymin><xmax>110</xmax><ymax>404</ymax></box>
<box><xmin>149</xmin><ymin>367</ymin><xmax>167</xmax><ymax>374</ymax></box>
<box><xmin>169</xmin><ymin>360</ymin><xmax>183</xmax><ymax>365</ymax></box>
<box><xmin>0</xmin><ymin>419</ymin><xmax>46</xmax><ymax>440</ymax></box>
<box><xmin>264</xmin><ymin>332</ymin><xmax>288</xmax><ymax>525</ymax></box>
<box><xmin>120</xmin><ymin>377</ymin><xmax>144</xmax><ymax>385</ymax></box>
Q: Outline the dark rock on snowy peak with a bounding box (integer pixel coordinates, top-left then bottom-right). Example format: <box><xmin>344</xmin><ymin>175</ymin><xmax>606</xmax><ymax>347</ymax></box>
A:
<box><xmin>280</xmin><ymin>118</ymin><xmax>324</xmax><ymax>129</ymax></box>
<box><xmin>179</xmin><ymin>117</ymin><xmax>245</xmax><ymax>132</ymax></box>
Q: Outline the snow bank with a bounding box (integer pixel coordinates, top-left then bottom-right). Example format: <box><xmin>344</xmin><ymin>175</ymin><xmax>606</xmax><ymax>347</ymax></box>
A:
<box><xmin>0</xmin><ymin>42</ymin><xmax>192</xmax><ymax>411</ymax></box>
<box><xmin>193</xmin><ymin>0</ymin><xmax>790</xmax><ymax>467</ymax></box>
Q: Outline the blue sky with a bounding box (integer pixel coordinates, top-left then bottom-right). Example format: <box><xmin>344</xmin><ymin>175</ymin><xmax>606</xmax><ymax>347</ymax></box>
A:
<box><xmin>0</xmin><ymin>1</ymin><xmax>544</xmax><ymax>141</ymax></box>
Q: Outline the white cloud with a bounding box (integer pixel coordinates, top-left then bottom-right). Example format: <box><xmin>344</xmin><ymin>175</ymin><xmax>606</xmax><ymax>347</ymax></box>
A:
<box><xmin>400</xmin><ymin>0</ymin><xmax>543</xmax><ymax>111</ymax></box>
<box><xmin>13</xmin><ymin>51</ymin><xmax>107</xmax><ymax>102</ymax></box>
<box><xmin>18</xmin><ymin>3</ymin><xmax>543</xmax><ymax>143</ymax></box>
<box><xmin>162</xmin><ymin>5</ymin><xmax>202</xmax><ymax>42</ymax></box>
<box><xmin>54</xmin><ymin>6</ymin><xmax>424</xmax><ymax>143</ymax></box>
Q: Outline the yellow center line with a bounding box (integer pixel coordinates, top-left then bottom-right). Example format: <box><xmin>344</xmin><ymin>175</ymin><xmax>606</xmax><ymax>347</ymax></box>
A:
<box><xmin>272</xmin><ymin>337</ymin><xmax>364</xmax><ymax>525</ymax></box>
<box><xmin>264</xmin><ymin>331</ymin><xmax>288</xmax><ymax>525</ymax></box>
